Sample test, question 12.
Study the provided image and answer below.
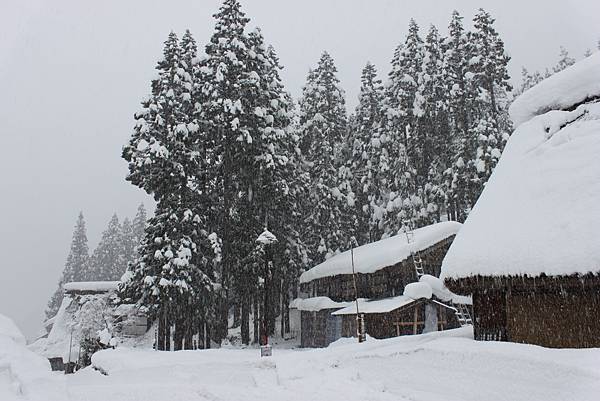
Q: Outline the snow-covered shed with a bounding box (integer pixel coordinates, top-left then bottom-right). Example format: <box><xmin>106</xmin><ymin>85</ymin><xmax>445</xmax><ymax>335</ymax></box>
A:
<box><xmin>289</xmin><ymin>297</ymin><xmax>350</xmax><ymax>347</ymax></box>
<box><xmin>331</xmin><ymin>276</ymin><xmax>469</xmax><ymax>339</ymax></box>
<box><xmin>300</xmin><ymin>221</ymin><xmax>461</xmax><ymax>302</ymax></box>
<box><xmin>30</xmin><ymin>281</ymin><xmax>121</xmax><ymax>371</ymax></box>
<box><xmin>441</xmin><ymin>53</ymin><xmax>600</xmax><ymax>348</ymax></box>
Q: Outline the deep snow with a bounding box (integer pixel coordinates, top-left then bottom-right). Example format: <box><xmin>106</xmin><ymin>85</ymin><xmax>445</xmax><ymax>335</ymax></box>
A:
<box><xmin>57</xmin><ymin>326</ymin><xmax>600</xmax><ymax>401</ymax></box>
<box><xmin>5</xmin><ymin>315</ymin><xmax>600</xmax><ymax>401</ymax></box>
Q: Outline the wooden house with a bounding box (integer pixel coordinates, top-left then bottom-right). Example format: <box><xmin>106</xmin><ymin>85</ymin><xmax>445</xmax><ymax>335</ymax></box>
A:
<box><xmin>332</xmin><ymin>294</ymin><xmax>461</xmax><ymax>339</ymax></box>
<box><xmin>441</xmin><ymin>54</ymin><xmax>600</xmax><ymax>348</ymax></box>
<box><xmin>295</xmin><ymin>222</ymin><xmax>470</xmax><ymax>347</ymax></box>
<box><xmin>299</xmin><ymin>222</ymin><xmax>462</xmax><ymax>302</ymax></box>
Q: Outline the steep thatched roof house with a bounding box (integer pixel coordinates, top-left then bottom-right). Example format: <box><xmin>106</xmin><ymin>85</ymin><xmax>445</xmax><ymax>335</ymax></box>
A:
<box><xmin>294</xmin><ymin>222</ymin><xmax>470</xmax><ymax>347</ymax></box>
<box><xmin>441</xmin><ymin>53</ymin><xmax>600</xmax><ymax>348</ymax></box>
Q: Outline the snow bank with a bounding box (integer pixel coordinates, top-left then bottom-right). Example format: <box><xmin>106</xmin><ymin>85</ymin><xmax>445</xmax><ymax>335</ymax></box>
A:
<box><xmin>0</xmin><ymin>314</ymin><xmax>64</xmax><ymax>401</ymax></box>
<box><xmin>300</xmin><ymin>221</ymin><xmax>461</xmax><ymax>283</ymax></box>
<box><xmin>332</xmin><ymin>296</ymin><xmax>414</xmax><ymax>315</ymax></box>
<box><xmin>78</xmin><ymin>326</ymin><xmax>600</xmax><ymax>401</ymax></box>
<box><xmin>289</xmin><ymin>297</ymin><xmax>349</xmax><ymax>312</ymax></box>
<box><xmin>63</xmin><ymin>281</ymin><xmax>120</xmax><ymax>292</ymax></box>
<box><xmin>509</xmin><ymin>52</ymin><xmax>600</xmax><ymax>126</ymax></box>
<box><xmin>0</xmin><ymin>314</ymin><xmax>26</xmax><ymax>346</ymax></box>
<box><xmin>442</xmin><ymin>99</ymin><xmax>600</xmax><ymax>280</ymax></box>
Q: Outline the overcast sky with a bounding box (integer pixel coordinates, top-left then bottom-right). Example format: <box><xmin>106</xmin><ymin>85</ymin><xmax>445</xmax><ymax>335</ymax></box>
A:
<box><xmin>1</xmin><ymin>0</ymin><xmax>598</xmax><ymax>340</ymax></box>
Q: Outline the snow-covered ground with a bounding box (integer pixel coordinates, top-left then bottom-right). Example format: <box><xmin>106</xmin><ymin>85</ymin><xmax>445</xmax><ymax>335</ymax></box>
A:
<box><xmin>53</xmin><ymin>327</ymin><xmax>599</xmax><ymax>401</ymax></box>
<box><xmin>3</xmin><ymin>312</ymin><xmax>600</xmax><ymax>401</ymax></box>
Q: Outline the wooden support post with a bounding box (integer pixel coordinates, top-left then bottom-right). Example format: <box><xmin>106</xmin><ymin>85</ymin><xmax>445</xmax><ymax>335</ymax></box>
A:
<box><xmin>413</xmin><ymin>307</ymin><xmax>418</xmax><ymax>335</ymax></box>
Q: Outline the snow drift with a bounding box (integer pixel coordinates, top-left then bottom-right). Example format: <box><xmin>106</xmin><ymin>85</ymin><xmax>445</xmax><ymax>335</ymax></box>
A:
<box><xmin>0</xmin><ymin>314</ymin><xmax>64</xmax><ymax>401</ymax></box>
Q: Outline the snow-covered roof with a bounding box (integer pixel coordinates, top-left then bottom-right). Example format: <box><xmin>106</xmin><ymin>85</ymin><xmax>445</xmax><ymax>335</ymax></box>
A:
<box><xmin>442</xmin><ymin>57</ymin><xmax>600</xmax><ymax>280</ymax></box>
<box><xmin>299</xmin><ymin>221</ymin><xmax>461</xmax><ymax>284</ymax></box>
<box><xmin>289</xmin><ymin>297</ymin><xmax>350</xmax><ymax>312</ymax></box>
<box><xmin>419</xmin><ymin>275</ymin><xmax>471</xmax><ymax>305</ymax></box>
<box><xmin>256</xmin><ymin>229</ymin><xmax>277</xmax><ymax>245</ymax></box>
<box><xmin>63</xmin><ymin>281</ymin><xmax>120</xmax><ymax>293</ymax></box>
<box><xmin>37</xmin><ymin>289</ymin><xmax>115</xmax><ymax>360</ymax></box>
<box><xmin>509</xmin><ymin>52</ymin><xmax>600</xmax><ymax>126</ymax></box>
<box><xmin>332</xmin><ymin>296</ymin><xmax>415</xmax><ymax>315</ymax></box>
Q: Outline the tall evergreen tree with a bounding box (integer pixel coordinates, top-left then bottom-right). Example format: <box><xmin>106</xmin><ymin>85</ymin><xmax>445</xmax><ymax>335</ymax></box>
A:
<box><xmin>88</xmin><ymin>214</ymin><xmax>123</xmax><ymax>280</ymax></box>
<box><xmin>383</xmin><ymin>19</ymin><xmax>425</xmax><ymax>232</ymax></box>
<box><xmin>298</xmin><ymin>51</ymin><xmax>352</xmax><ymax>263</ymax></box>
<box><xmin>46</xmin><ymin>212</ymin><xmax>89</xmax><ymax>319</ymax></box>
<box><xmin>120</xmin><ymin>217</ymin><xmax>136</xmax><ymax>267</ymax></box>
<box><xmin>469</xmin><ymin>9</ymin><xmax>512</xmax><ymax>195</ymax></box>
<box><xmin>348</xmin><ymin>62</ymin><xmax>387</xmax><ymax>242</ymax></box>
<box><xmin>131</xmin><ymin>203</ymin><xmax>147</xmax><ymax>247</ymax></box>
<box><xmin>197</xmin><ymin>0</ymin><xmax>258</xmax><ymax>341</ymax></box>
<box><xmin>442</xmin><ymin>10</ymin><xmax>475</xmax><ymax>222</ymax></box>
<box><xmin>121</xmin><ymin>31</ymin><xmax>216</xmax><ymax>350</ymax></box>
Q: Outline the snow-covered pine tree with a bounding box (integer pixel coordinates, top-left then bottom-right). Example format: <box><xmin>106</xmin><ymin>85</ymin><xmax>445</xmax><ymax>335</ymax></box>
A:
<box><xmin>88</xmin><ymin>214</ymin><xmax>123</xmax><ymax>281</ymax></box>
<box><xmin>120</xmin><ymin>217</ymin><xmax>136</xmax><ymax>268</ymax></box>
<box><xmin>131</xmin><ymin>203</ymin><xmax>147</xmax><ymax>248</ymax></box>
<box><xmin>298</xmin><ymin>51</ymin><xmax>352</xmax><ymax>263</ymax></box>
<box><xmin>553</xmin><ymin>46</ymin><xmax>575</xmax><ymax>73</ymax></box>
<box><xmin>348</xmin><ymin>62</ymin><xmax>388</xmax><ymax>242</ymax></box>
<box><xmin>382</xmin><ymin>19</ymin><xmax>425</xmax><ymax>233</ymax></box>
<box><xmin>245</xmin><ymin>32</ymin><xmax>310</xmax><ymax>341</ymax></box>
<box><xmin>442</xmin><ymin>10</ymin><xmax>475</xmax><ymax>222</ymax></box>
<box><xmin>197</xmin><ymin>0</ymin><xmax>258</xmax><ymax>342</ymax></box>
<box><xmin>46</xmin><ymin>212</ymin><xmax>90</xmax><ymax>320</ymax></box>
<box><xmin>514</xmin><ymin>67</ymin><xmax>545</xmax><ymax>97</ymax></box>
<box><xmin>121</xmin><ymin>31</ymin><xmax>216</xmax><ymax>350</ymax></box>
<box><xmin>414</xmin><ymin>24</ymin><xmax>449</xmax><ymax>224</ymax></box>
<box><xmin>468</xmin><ymin>9</ymin><xmax>512</xmax><ymax>196</ymax></box>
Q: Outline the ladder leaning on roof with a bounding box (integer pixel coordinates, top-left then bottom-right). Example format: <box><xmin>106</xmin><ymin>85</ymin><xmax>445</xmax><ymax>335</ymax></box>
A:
<box><xmin>403</xmin><ymin>222</ymin><xmax>425</xmax><ymax>278</ymax></box>
<box><xmin>453</xmin><ymin>303</ymin><xmax>473</xmax><ymax>326</ymax></box>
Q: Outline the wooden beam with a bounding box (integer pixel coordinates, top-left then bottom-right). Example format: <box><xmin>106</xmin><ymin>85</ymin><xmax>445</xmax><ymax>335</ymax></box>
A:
<box><xmin>413</xmin><ymin>307</ymin><xmax>418</xmax><ymax>335</ymax></box>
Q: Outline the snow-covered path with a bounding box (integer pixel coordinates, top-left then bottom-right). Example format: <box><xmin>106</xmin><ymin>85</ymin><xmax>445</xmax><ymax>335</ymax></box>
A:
<box><xmin>61</xmin><ymin>327</ymin><xmax>600</xmax><ymax>401</ymax></box>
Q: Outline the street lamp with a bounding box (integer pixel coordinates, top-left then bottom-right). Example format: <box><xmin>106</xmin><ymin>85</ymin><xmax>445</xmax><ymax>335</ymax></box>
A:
<box><xmin>256</xmin><ymin>228</ymin><xmax>277</xmax><ymax>356</ymax></box>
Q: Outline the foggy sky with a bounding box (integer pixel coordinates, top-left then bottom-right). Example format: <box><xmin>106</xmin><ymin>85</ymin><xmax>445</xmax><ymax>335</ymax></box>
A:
<box><xmin>1</xmin><ymin>0</ymin><xmax>598</xmax><ymax>340</ymax></box>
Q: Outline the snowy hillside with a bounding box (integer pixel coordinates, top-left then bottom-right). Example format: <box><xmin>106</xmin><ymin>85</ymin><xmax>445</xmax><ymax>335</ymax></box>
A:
<box><xmin>442</xmin><ymin>54</ymin><xmax>600</xmax><ymax>280</ymax></box>
<box><xmin>54</xmin><ymin>327</ymin><xmax>600</xmax><ymax>401</ymax></box>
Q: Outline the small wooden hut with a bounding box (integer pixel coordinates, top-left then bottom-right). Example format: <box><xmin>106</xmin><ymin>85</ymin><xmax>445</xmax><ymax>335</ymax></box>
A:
<box><xmin>332</xmin><ymin>295</ymin><xmax>461</xmax><ymax>339</ymax></box>
<box><xmin>441</xmin><ymin>55</ymin><xmax>600</xmax><ymax>348</ymax></box>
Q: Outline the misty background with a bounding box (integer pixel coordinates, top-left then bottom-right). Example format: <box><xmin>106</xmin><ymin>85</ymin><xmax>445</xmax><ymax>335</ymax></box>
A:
<box><xmin>1</xmin><ymin>0</ymin><xmax>598</xmax><ymax>340</ymax></box>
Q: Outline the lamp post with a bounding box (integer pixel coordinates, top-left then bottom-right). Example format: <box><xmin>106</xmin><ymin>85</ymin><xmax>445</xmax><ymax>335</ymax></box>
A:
<box><xmin>257</xmin><ymin>228</ymin><xmax>277</xmax><ymax>356</ymax></box>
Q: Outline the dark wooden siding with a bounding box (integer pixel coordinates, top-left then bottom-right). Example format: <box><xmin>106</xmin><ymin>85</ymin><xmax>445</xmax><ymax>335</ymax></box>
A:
<box><xmin>506</xmin><ymin>289</ymin><xmax>600</xmax><ymax>348</ymax></box>
<box><xmin>340</xmin><ymin>301</ymin><xmax>461</xmax><ymax>340</ymax></box>
<box><xmin>465</xmin><ymin>276</ymin><xmax>600</xmax><ymax>348</ymax></box>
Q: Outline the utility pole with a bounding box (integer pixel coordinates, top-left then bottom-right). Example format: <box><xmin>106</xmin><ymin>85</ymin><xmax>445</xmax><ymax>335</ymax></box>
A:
<box><xmin>350</xmin><ymin>236</ymin><xmax>366</xmax><ymax>343</ymax></box>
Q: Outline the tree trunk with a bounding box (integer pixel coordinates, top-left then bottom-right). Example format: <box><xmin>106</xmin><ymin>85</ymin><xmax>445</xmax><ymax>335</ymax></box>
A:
<box><xmin>241</xmin><ymin>293</ymin><xmax>250</xmax><ymax>345</ymax></box>
<box><xmin>184</xmin><ymin>318</ymin><xmax>193</xmax><ymax>350</ymax></box>
<box><xmin>157</xmin><ymin>310</ymin><xmax>166</xmax><ymax>351</ymax></box>
<box><xmin>253</xmin><ymin>296</ymin><xmax>259</xmax><ymax>344</ymax></box>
